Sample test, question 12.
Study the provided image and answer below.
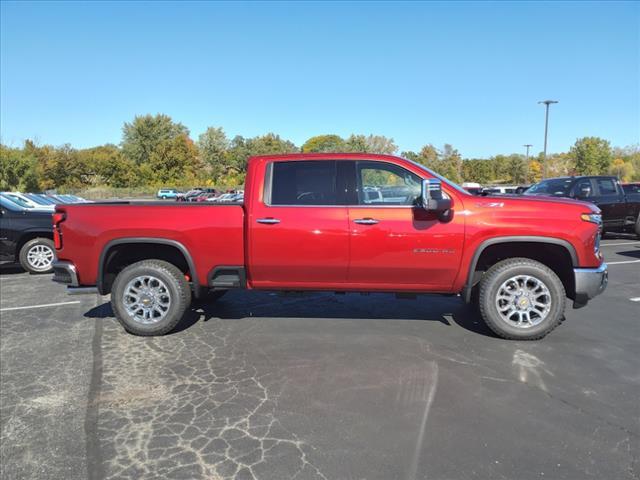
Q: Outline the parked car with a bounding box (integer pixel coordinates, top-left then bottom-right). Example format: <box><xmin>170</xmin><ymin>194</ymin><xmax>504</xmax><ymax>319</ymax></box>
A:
<box><xmin>53</xmin><ymin>153</ymin><xmax>607</xmax><ymax>340</ymax></box>
<box><xmin>157</xmin><ymin>188</ymin><xmax>179</xmax><ymax>200</ymax></box>
<box><xmin>482</xmin><ymin>186</ymin><xmax>518</xmax><ymax>195</ymax></box>
<box><xmin>525</xmin><ymin>176</ymin><xmax>640</xmax><ymax>236</ymax></box>
<box><xmin>176</xmin><ymin>189</ymin><xmax>200</xmax><ymax>202</ymax></box>
<box><xmin>23</xmin><ymin>193</ymin><xmax>59</xmax><ymax>206</ymax></box>
<box><xmin>1</xmin><ymin>192</ymin><xmax>55</xmax><ymax>211</ymax></box>
<box><xmin>187</xmin><ymin>188</ymin><xmax>217</xmax><ymax>202</ymax></box>
<box><xmin>194</xmin><ymin>192</ymin><xmax>220</xmax><ymax>202</ymax></box>
<box><xmin>0</xmin><ymin>196</ymin><xmax>55</xmax><ymax>273</ymax></box>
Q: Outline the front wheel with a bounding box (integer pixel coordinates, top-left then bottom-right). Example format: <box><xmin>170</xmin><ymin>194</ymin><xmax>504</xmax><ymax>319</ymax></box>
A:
<box><xmin>478</xmin><ymin>258</ymin><xmax>566</xmax><ymax>340</ymax></box>
<box><xmin>19</xmin><ymin>238</ymin><xmax>55</xmax><ymax>274</ymax></box>
<box><xmin>111</xmin><ymin>259</ymin><xmax>192</xmax><ymax>336</ymax></box>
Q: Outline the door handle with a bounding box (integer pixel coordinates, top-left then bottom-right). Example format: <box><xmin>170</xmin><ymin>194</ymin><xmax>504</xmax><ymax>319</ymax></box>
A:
<box><xmin>256</xmin><ymin>218</ymin><xmax>280</xmax><ymax>224</ymax></box>
<box><xmin>353</xmin><ymin>218</ymin><xmax>379</xmax><ymax>225</ymax></box>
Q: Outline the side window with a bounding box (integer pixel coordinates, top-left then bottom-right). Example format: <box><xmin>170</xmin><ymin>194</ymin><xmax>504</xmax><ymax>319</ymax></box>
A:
<box><xmin>596</xmin><ymin>178</ymin><xmax>617</xmax><ymax>196</ymax></box>
<box><xmin>573</xmin><ymin>179</ymin><xmax>593</xmax><ymax>198</ymax></box>
<box><xmin>356</xmin><ymin>161</ymin><xmax>421</xmax><ymax>206</ymax></box>
<box><xmin>269</xmin><ymin>161</ymin><xmax>337</xmax><ymax>206</ymax></box>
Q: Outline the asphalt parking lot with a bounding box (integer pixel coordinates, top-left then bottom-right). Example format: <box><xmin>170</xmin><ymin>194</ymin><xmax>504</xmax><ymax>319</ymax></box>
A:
<box><xmin>1</xmin><ymin>237</ymin><xmax>638</xmax><ymax>480</ymax></box>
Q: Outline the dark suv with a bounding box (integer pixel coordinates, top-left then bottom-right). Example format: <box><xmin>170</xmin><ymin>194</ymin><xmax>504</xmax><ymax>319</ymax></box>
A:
<box><xmin>0</xmin><ymin>196</ymin><xmax>54</xmax><ymax>273</ymax></box>
<box><xmin>525</xmin><ymin>176</ymin><xmax>640</xmax><ymax>236</ymax></box>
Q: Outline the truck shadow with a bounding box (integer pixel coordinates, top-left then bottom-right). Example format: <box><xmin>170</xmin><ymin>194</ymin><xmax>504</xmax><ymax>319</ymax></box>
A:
<box><xmin>84</xmin><ymin>291</ymin><xmax>498</xmax><ymax>338</ymax></box>
<box><xmin>615</xmin><ymin>248</ymin><xmax>640</xmax><ymax>259</ymax></box>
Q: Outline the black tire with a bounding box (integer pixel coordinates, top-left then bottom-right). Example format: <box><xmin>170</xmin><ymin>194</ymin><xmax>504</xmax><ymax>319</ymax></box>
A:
<box><xmin>635</xmin><ymin>215</ymin><xmax>640</xmax><ymax>238</ymax></box>
<box><xmin>478</xmin><ymin>258</ymin><xmax>566</xmax><ymax>340</ymax></box>
<box><xmin>19</xmin><ymin>238</ymin><xmax>55</xmax><ymax>274</ymax></box>
<box><xmin>111</xmin><ymin>259</ymin><xmax>192</xmax><ymax>336</ymax></box>
<box><xmin>161</xmin><ymin>195</ymin><xmax>167</xmax><ymax>200</ymax></box>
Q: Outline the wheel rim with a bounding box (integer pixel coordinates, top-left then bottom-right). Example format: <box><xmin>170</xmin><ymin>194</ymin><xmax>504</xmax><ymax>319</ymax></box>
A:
<box><xmin>122</xmin><ymin>275</ymin><xmax>172</xmax><ymax>324</ymax></box>
<box><xmin>495</xmin><ymin>275</ymin><xmax>552</xmax><ymax>328</ymax></box>
<box><xmin>26</xmin><ymin>244</ymin><xmax>54</xmax><ymax>271</ymax></box>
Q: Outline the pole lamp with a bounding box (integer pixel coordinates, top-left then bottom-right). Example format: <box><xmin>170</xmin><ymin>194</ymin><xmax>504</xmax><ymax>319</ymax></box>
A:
<box><xmin>523</xmin><ymin>144</ymin><xmax>532</xmax><ymax>183</ymax></box>
<box><xmin>538</xmin><ymin>100</ymin><xmax>558</xmax><ymax>178</ymax></box>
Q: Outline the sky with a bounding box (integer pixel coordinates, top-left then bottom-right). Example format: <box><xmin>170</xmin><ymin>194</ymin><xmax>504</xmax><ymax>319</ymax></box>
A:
<box><xmin>1</xmin><ymin>1</ymin><xmax>638</xmax><ymax>158</ymax></box>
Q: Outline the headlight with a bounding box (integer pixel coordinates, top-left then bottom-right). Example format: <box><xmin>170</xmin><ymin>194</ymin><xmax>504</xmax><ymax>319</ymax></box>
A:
<box><xmin>581</xmin><ymin>213</ymin><xmax>602</xmax><ymax>225</ymax></box>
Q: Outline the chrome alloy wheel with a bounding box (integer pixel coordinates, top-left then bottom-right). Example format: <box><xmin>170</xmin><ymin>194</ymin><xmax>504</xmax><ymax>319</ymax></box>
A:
<box><xmin>122</xmin><ymin>275</ymin><xmax>172</xmax><ymax>324</ymax></box>
<box><xmin>495</xmin><ymin>275</ymin><xmax>551</xmax><ymax>328</ymax></box>
<box><xmin>26</xmin><ymin>244</ymin><xmax>54</xmax><ymax>271</ymax></box>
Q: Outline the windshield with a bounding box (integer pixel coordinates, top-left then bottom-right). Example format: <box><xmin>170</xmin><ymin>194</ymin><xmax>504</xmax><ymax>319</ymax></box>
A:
<box><xmin>1</xmin><ymin>193</ymin><xmax>33</xmax><ymax>208</ymax></box>
<box><xmin>25</xmin><ymin>194</ymin><xmax>52</xmax><ymax>205</ymax></box>
<box><xmin>525</xmin><ymin>178</ymin><xmax>574</xmax><ymax>196</ymax></box>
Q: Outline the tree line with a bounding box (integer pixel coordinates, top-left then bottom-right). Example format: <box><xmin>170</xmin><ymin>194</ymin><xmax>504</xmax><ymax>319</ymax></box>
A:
<box><xmin>1</xmin><ymin>113</ymin><xmax>638</xmax><ymax>193</ymax></box>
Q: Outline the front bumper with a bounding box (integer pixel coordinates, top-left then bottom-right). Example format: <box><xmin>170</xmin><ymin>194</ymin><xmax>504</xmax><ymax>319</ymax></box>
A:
<box><xmin>573</xmin><ymin>263</ymin><xmax>608</xmax><ymax>308</ymax></box>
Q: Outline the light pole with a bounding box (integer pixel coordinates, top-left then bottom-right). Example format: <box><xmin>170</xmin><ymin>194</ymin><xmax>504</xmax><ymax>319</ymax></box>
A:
<box><xmin>523</xmin><ymin>144</ymin><xmax>532</xmax><ymax>183</ymax></box>
<box><xmin>538</xmin><ymin>100</ymin><xmax>558</xmax><ymax>178</ymax></box>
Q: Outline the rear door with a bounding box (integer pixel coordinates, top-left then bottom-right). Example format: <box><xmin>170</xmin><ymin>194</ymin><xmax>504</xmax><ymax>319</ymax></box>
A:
<box><xmin>248</xmin><ymin>160</ymin><xmax>350</xmax><ymax>289</ymax></box>
<box><xmin>347</xmin><ymin>160</ymin><xmax>465</xmax><ymax>291</ymax></box>
<box><xmin>593</xmin><ymin>177</ymin><xmax>626</xmax><ymax>230</ymax></box>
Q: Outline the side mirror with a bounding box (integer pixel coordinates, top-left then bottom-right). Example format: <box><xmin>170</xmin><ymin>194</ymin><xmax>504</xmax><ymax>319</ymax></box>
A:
<box><xmin>421</xmin><ymin>178</ymin><xmax>452</xmax><ymax>213</ymax></box>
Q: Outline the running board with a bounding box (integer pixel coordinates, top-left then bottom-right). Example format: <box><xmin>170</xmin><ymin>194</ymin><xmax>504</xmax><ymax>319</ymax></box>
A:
<box><xmin>208</xmin><ymin>266</ymin><xmax>246</xmax><ymax>289</ymax></box>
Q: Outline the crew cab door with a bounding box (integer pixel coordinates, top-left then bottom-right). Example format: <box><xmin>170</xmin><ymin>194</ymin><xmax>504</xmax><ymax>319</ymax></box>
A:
<box><xmin>248</xmin><ymin>160</ymin><xmax>350</xmax><ymax>288</ymax></box>
<box><xmin>593</xmin><ymin>177</ymin><xmax>626</xmax><ymax>230</ymax></box>
<box><xmin>346</xmin><ymin>160</ymin><xmax>464</xmax><ymax>291</ymax></box>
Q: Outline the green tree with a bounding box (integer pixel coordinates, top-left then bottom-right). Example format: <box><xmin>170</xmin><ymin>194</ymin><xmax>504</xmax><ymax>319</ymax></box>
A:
<box><xmin>122</xmin><ymin>114</ymin><xmax>189</xmax><ymax>165</ymax></box>
<box><xmin>198</xmin><ymin>127</ymin><xmax>230</xmax><ymax>178</ymax></box>
<box><xmin>142</xmin><ymin>134</ymin><xmax>201</xmax><ymax>185</ymax></box>
<box><xmin>462</xmin><ymin>159</ymin><xmax>493</xmax><ymax>184</ymax></box>
<box><xmin>345</xmin><ymin>134</ymin><xmax>397</xmax><ymax>154</ymax></box>
<box><xmin>79</xmin><ymin>144</ymin><xmax>139</xmax><ymax>187</ymax></box>
<box><xmin>0</xmin><ymin>143</ymin><xmax>39</xmax><ymax>191</ymax></box>
<box><xmin>439</xmin><ymin>144</ymin><xmax>463</xmax><ymax>183</ymax></box>
<box><xmin>302</xmin><ymin>134</ymin><xmax>345</xmax><ymax>153</ymax></box>
<box><xmin>570</xmin><ymin>137</ymin><xmax>612</xmax><ymax>175</ymax></box>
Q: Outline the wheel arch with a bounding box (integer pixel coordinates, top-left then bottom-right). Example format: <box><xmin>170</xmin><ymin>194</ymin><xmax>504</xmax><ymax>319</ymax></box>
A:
<box><xmin>97</xmin><ymin>238</ymin><xmax>201</xmax><ymax>297</ymax></box>
<box><xmin>16</xmin><ymin>230</ymin><xmax>54</xmax><ymax>261</ymax></box>
<box><xmin>463</xmin><ymin>236</ymin><xmax>578</xmax><ymax>303</ymax></box>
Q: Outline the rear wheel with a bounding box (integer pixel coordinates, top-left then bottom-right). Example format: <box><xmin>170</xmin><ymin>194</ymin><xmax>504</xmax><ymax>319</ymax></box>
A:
<box><xmin>635</xmin><ymin>215</ymin><xmax>639</xmax><ymax>238</ymax></box>
<box><xmin>111</xmin><ymin>259</ymin><xmax>191</xmax><ymax>336</ymax></box>
<box><xmin>478</xmin><ymin>258</ymin><xmax>566</xmax><ymax>340</ymax></box>
<box><xmin>19</xmin><ymin>238</ymin><xmax>55</xmax><ymax>274</ymax></box>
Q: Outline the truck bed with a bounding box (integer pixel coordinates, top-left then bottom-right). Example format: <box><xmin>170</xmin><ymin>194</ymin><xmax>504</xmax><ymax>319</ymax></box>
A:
<box><xmin>55</xmin><ymin>203</ymin><xmax>245</xmax><ymax>288</ymax></box>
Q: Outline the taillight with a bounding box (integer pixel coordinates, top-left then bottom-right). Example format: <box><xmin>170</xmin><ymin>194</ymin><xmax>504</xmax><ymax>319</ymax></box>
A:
<box><xmin>53</xmin><ymin>212</ymin><xmax>66</xmax><ymax>249</ymax></box>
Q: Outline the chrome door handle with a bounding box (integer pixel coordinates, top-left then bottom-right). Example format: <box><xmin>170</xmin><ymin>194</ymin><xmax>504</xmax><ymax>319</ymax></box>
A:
<box><xmin>353</xmin><ymin>218</ymin><xmax>379</xmax><ymax>225</ymax></box>
<box><xmin>257</xmin><ymin>218</ymin><xmax>280</xmax><ymax>224</ymax></box>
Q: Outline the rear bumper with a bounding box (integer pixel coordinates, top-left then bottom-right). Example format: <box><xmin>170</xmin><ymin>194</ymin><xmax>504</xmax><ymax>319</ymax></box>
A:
<box><xmin>573</xmin><ymin>263</ymin><xmax>608</xmax><ymax>308</ymax></box>
<box><xmin>52</xmin><ymin>261</ymin><xmax>79</xmax><ymax>286</ymax></box>
<box><xmin>53</xmin><ymin>261</ymin><xmax>98</xmax><ymax>294</ymax></box>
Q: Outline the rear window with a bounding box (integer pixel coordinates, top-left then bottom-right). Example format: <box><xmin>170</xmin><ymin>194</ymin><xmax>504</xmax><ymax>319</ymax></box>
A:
<box><xmin>269</xmin><ymin>161</ymin><xmax>338</xmax><ymax>206</ymax></box>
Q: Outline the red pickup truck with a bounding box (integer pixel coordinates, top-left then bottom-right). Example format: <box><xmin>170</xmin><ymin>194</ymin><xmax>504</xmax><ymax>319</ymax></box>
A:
<box><xmin>52</xmin><ymin>153</ymin><xmax>608</xmax><ymax>340</ymax></box>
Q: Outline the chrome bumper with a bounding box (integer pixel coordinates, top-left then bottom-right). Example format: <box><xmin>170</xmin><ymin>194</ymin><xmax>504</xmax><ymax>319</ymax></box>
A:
<box><xmin>573</xmin><ymin>263</ymin><xmax>608</xmax><ymax>308</ymax></box>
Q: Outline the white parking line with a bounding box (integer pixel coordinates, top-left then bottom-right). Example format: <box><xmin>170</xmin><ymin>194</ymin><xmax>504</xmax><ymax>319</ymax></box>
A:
<box><xmin>601</xmin><ymin>242</ymin><xmax>640</xmax><ymax>247</ymax></box>
<box><xmin>607</xmin><ymin>260</ymin><xmax>640</xmax><ymax>265</ymax></box>
<box><xmin>0</xmin><ymin>301</ymin><xmax>81</xmax><ymax>312</ymax></box>
<box><xmin>630</xmin><ymin>298</ymin><xmax>640</xmax><ymax>302</ymax></box>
